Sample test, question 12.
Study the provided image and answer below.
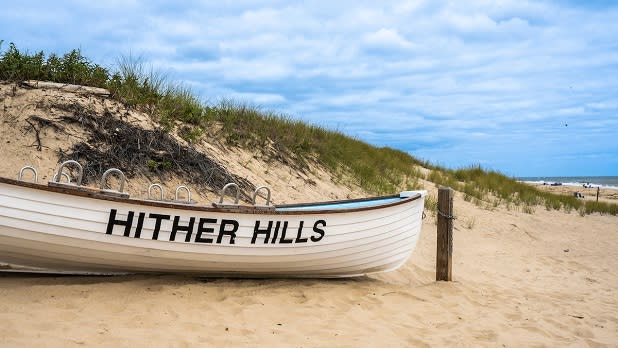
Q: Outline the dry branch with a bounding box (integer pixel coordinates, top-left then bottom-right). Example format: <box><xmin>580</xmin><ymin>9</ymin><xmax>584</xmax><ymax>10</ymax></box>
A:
<box><xmin>24</xmin><ymin>119</ymin><xmax>42</xmax><ymax>151</ymax></box>
<box><xmin>53</xmin><ymin>101</ymin><xmax>255</xmax><ymax>202</ymax></box>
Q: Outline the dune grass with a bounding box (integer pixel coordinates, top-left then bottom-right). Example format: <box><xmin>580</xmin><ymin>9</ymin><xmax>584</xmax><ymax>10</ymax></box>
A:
<box><xmin>427</xmin><ymin>164</ymin><xmax>618</xmax><ymax>215</ymax></box>
<box><xmin>1</xmin><ymin>42</ymin><xmax>616</xmax><ymax>215</ymax></box>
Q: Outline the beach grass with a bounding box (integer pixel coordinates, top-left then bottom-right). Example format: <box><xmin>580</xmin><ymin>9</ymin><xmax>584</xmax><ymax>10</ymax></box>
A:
<box><xmin>426</xmin><ymin>164</ymin><xmax>618</xmax><ymax>215</ymax></box>
<box><xmin>1</xmin><ymin>42</ymin><xmax>616</xmax><ymax>215</ymax></box>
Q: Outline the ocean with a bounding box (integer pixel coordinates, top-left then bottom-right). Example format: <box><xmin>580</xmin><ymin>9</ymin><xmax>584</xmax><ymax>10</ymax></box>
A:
<box><xmin>517</xmin><ymin>176</ymin><xmax>618</xmax><ymax>189</ymax></box>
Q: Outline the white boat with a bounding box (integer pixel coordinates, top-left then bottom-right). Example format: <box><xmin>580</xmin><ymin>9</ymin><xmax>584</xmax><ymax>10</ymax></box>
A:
<box><xmin>0</xmin><ymin>162</ymin><xmax>426</xmax><ymax>278</ymax></box>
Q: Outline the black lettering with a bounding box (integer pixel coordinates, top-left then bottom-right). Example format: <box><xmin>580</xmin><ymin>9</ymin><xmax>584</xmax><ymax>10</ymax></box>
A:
<box><xmin>295</xmin><ymin>221</ymin><xmax>308</xmax><ymax>243</ymax></box>
<box><xmin>270</xmin><ymin>221</ymin><xmax>281</xmax><ymax>244</ymax></box>
<box><xmin>252</xmin><ymin>220</ymin><xmax>273</xmax><ymax>244</ymax></box>
<box><xmin>106</xmin><ymin>209</ymin><xmax>134</xmax><ymax>236</ymax></box>
<box><xmin>149</xmin><ymin>213</ymin><xmax>171</xmax><ymax>240</ymax></box>
<box><xmin>311</xmin><ymin>220</ymin><xmax>326</xmax><ymax>242</ymax></box>
<box><xmin>171</xmin><ymin>216</ymin><xmax>195</xmax><ymax>242</ymax></box>
<box><xmin>279</xmin><ymin>221</ymin><xmax>293</xmax><ymax>244</ymax></box>
<box><xmin>134</xmin><ymin>212</ymin><xmax>145</xmax><ymax>238</ymax></box>
<box><xmin>217</xmin><ymin>219</ymin><xmax>239</xmax><ymax>244</ymax></box>
<box><xmin>195</xmin><ymin>218</ymin><xmax>217</xmax><ymax>243</ymax></box>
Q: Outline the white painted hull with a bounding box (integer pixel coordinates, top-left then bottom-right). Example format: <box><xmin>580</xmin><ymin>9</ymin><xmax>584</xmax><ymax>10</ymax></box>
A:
<box><xmin>0</xmin><ymin>178</ymin><xmax>425</xmax><ymax>277</ymax></box>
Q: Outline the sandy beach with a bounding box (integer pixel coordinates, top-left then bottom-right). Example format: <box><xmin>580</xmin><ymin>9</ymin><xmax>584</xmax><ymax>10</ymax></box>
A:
<box><xmin>527</xmin><ymin>182</ymin><xmax>618</xmax><ymax>205</ymax></box>
<box><xmin>1</xmin><ymin>83</ymin><xmax>617</xmax><ymax>347</ymax></box>
<box><xmin>1</xmin><ymin>188</ymin><xmax>617</xmax><ymax>347</ymax></box>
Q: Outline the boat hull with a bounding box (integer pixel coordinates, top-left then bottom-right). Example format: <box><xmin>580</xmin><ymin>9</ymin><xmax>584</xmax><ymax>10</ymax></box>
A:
<box><xmin>0</xmin><ymin>178</ymin><xmax>425</xmax><ymax>277</ymax></box>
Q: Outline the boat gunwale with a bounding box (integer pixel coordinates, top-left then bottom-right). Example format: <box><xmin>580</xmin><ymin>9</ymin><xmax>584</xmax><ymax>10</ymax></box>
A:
<box><xmin>0</xmin><ymin>177</ymin><xmax>423</xmax><ymax>215</ymax></box>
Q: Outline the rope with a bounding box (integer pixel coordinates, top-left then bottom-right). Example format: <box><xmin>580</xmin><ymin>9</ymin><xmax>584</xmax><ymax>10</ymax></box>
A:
<box><xmin>437</xmin><ymin>209</ymin><xmax>457</xmax><ymax>220</ymax></box>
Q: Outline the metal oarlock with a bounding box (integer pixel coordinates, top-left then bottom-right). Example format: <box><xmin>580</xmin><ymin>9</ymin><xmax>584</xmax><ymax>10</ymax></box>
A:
<box><xmin>252</xmin><ymin>186</ymin><xmax>272</xmax><ymax>206</ymax></box>
<box><xmin>148</xmin><ymin>183</ymin><xmax>164</xmax><ymax>201</ymax></box>
<box><xmin>175</xmin><ymin>185</ymin><xmax>191</xmax><ymax>203</ymax></box>
<box><xmin>17</xmin><ymin>166</ymin><xmax>38</xmax><ymax>183</ymax></box>
<box><xmin>219</xmin><ymin>183</ymin><xmax>240</xmax><ymax>205</ymax></box>
<box><xmin>100</xmin><ymin>168</ymin><xmax>126</xmax><ymax>192</ymax></box>
<box><xmin>53</xmin><ymin>160</ymin><xmax>83</xmax><ymax>185</ymax></box>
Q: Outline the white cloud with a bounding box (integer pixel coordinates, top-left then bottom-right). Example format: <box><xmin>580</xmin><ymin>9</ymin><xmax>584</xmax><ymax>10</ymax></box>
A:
<box><xmin>363</xmin><ymin>28</ymin><xmax>415</xmax><ymax>51</ymax></box>
<box><xmin>229</xmin><ymin>92</ymin><xmax>286</xmax><ymax>105</ymax></box>
<box><xmin>442</xmin><ymin>11</ymin><xmax>498</xmax><ymax>33</ymax></box>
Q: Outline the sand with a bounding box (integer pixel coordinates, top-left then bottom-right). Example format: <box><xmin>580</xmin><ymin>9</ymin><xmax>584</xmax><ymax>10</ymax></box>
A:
<box><xmin>1</xmin><ymin>194</ymin><xmax>616</xmax><ymax>347</ymax></box>
<box><xmin>1</xmin><ymin>83</ymin><xmax>617</xmax><ymax>347</ymax></box>
<box><xmin>527</xmin><ymin>182</ymin><xmax>618</xmax><ymax>205</ymax></box>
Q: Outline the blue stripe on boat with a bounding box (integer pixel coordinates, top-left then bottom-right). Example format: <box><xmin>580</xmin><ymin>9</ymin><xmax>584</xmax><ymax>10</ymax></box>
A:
<box><xmin>275</xmin><ymin>197</ymin><xmax>402</xmax><ymax>211</ymax></box>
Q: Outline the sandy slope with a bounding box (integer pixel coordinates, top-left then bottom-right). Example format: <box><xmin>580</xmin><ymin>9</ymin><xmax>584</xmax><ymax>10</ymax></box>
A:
<box><xmin>0</xmin><ymin>82</ymin><xmax>617</xmax><ymax>347</ymax></box>
<box><xmin>0</xmin><ymin>82</ymin><xmax>368</xmax><ymax>203</ymax></box>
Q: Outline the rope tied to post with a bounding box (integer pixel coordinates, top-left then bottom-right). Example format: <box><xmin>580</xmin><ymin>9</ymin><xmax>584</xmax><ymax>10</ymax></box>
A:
<box><xmin>437</xmin><ymin>209</ymin><xmax>457</xmax><ymax>220</ymax></box>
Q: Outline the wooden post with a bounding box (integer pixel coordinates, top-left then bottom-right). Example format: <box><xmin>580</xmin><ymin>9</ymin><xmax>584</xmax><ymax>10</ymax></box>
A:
<box><xmin>436</xmin><ymin>187</ymin><xmax>454</xmax><ymax>281</ymax></box>
<box><xmin>596</xmin><ymin>187</ymin><xmax>600</xmax><ymax>202</ymax></box>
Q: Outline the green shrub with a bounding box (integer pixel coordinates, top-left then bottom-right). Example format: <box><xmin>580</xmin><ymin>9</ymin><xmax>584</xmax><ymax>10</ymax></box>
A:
<box><xmin>0</xmin><ymin>42</ymin><xmax>110</xmax><ymax>85</ymax></box>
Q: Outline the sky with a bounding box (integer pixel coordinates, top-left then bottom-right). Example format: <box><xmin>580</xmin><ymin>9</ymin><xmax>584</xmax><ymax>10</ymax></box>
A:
<box><xmin>1</xmin><ymin>1</ymin><xmax>617</xmax><ymax>177</ymax></box>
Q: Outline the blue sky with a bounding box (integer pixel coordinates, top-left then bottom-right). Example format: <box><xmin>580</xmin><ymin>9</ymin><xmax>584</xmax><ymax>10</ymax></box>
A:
<box><xmin>2</xmin><ymin>1</ymin><xmax>617</xmax><ymax>177</ymax></box>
